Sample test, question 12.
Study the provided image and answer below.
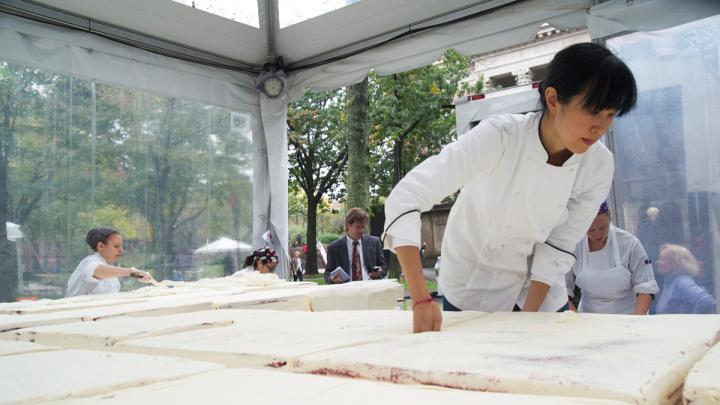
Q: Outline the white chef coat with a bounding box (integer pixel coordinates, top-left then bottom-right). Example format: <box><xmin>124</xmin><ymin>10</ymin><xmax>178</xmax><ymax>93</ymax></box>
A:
<box><xmin>383</xmin><ymin>112</ymin><xmax>613</xmax><ymax>312</ymax></box>
<box><xmin>567</xmin><ymin>225</ymin><xmax>659</xmax><ymax>314</ymax></box>
<box><xmin>65</xmin><ymin>253</ymin><xmax>120</xmax><ymax>297</ymax></box>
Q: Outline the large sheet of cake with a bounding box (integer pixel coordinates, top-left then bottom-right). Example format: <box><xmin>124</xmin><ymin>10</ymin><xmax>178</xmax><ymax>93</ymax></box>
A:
<box><xmin>55</xmin><ymin>368</ymin><xmax>629</xmax><ymax>405</ymax></box>
<box><xmin>292</xmin><ymin>312</ymin><xmax>720</xmax><ymax>405</ymax></box>
<box><xmin>116</xmin><ymin>310</ymin><xmax>484</xmax><ymax>368</ymax></box>
<box><xmin>208</xmin><ymin>288</ymin><xmax>311</xmax><ymax>311</ymax></box>
<box><xmin>684</xmin><ymin>342</ymin><xmax>720</xmax><ymax>404</ymax></box>
<box><xmin>0</xmin><ymin>339</ymin><xmax>58</xmax><ymax>356</ymax></box>
<box><xmin>0</xmin><ymin>297</ymin><xmax>215</xmax><ymax>332</ymax></box>
<box><xmin>308</xmin><ymin>280</ymin><xmax>404</xmax><ymax>311</ymax></box>
<box><xmin>0</xmin><ymin>297</ymin><xmax>149</xmax><ymax>315</ymax></box>
<box><xmin>5</xmin><ymin>309</ymin><xmax>254</xmax><ymax>349</ymax></box>
<box><xmin>1</xmin><ymin>349</ymin><xmax>223</xmax><ymax>404</ymax></box>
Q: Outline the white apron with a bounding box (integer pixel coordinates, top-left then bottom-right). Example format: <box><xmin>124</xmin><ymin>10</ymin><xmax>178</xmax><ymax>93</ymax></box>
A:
<box><xmin>576</xmin><ymin>227</ymin><xmax>635</xmax><ymax>314</ymax></box>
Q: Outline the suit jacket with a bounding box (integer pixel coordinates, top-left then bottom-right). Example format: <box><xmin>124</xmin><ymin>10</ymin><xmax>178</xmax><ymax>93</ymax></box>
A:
<box><xmin>324</xmin><ymin>234</ymin><xmax>386</xmax><ymax>283</ymax></box>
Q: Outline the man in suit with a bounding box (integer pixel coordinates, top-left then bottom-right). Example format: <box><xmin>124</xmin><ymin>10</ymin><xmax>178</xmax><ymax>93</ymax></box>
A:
<box><xmin>324</xmin><ymin>207</ymin><xmax>387</xmax><ymax>284</ymax></box>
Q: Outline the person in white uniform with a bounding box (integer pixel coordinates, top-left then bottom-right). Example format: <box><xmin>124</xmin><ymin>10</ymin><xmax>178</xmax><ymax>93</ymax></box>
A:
<box><xmin>66</xmin><ymin>227</ymin><xmax>154</xmax><ymax>297</ymax></box>
<box><xmin>566</xmin><ymin>201</ymin><xmax>658</xmax><ymax>314</ymax></box>
<box><xmin>382</xmin><ymin>43</ymin><xmax>638</xmax><ymax>333</ymax></box>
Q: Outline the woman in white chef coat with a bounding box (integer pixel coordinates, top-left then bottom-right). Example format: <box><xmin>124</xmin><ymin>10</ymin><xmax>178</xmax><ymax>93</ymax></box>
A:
<box><xmin>66</xmin><ymin>227</ymin><xmax>154</xmax><ymax>297</ymax></box>
<box><xmin>566</xmin><ymin>202</ymin><xmax>658</xmax><ymax>314</ymax></box>
<box><xmin>382</xmin><ymin>43</ymin><xmax>638</xmax><ymax>333</ymax></box>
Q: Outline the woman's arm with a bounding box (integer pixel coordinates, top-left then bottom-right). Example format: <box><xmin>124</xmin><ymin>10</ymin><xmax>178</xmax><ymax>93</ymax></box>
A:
<box><xmin>627</xmin><ymin>236</ymin><xmax>659</xmax><ymax>312</ymax></box>
<box><xmin>634</xmin><ymin>294</ymin><xmax>652</xmax><ymax>315</ymax></box>
<box><xmin>523</xmin><ymin>281</ymin><xmax>550</xmax><ymax>311</ymax></box>
<box><xmin>93</xmin><ymin>264</ymin><xmax>153</xmax><ymax>283</ymax></box>
<box><xmin>396</xmin><ymin>246</ymin><xmax>441</xmax><ymax>333</ymax></box>
<box><xmin>383</xmin><ymin>120</ymin><xmax>506</xmax><ymax>330</ymax></box>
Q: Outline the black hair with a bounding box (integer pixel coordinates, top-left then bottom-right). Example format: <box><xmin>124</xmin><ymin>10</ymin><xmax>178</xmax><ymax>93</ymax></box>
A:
<box><xmin>539</xmin><ymin>42</ymin><xmax>637</xmax><ymax>116</ymax></box>
<box><xmin>86</xmin><ymin>227</ymin><xmax>120</xmax><ymax>251</ymax></box>
<box><xmin>243</xmin><ymin>254</ymin><xmax>256</xmax><ymax>268</ymax></box>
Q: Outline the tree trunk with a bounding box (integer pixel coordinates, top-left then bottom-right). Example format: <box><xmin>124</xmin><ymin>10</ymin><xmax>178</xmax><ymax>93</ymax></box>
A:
<box><xmin>305</xmin><ymin>197</ymin><xmax>319</xmax><ymax>275</ymax></box>
<box><xmin>346</xmin><ymin>76</ymin><xmax>369</xmax><ymax>211</ymax></box>
<box><xmin>392</xmin><ymin>137</ymin><xmax>404</xmax><ymax>187</ymax></box>
<box><xmin>0</xmin><ymin>125</ymin><xmax>18</xmax><ymax>302</ymax></box>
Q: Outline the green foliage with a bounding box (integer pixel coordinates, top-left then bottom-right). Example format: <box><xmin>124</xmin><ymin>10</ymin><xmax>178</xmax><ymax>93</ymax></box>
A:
<box><xmin>368</xmin><ymin>49</ymin><xmax>471</xmax><ymax>196</ymax></box>
<box><xmin>287</xmin><ymin>88</ymin><xmax>348</xmax><ymax>202</ymax></box>
<box><xmin>317</xmin><ymin>233</ymin><xmax>342</xmax><ymax>244</ymax></box>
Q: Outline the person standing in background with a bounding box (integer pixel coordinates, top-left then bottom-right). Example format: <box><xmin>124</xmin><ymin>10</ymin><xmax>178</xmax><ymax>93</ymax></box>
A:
<box><xmin>292</xmin><ymin>250</ymin><xmax>304</xmax><ymax>281</ymax></box>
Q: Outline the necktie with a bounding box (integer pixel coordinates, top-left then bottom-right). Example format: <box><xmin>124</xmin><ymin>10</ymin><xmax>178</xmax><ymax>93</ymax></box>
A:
<box><xmin>352</xmin><ymin>240</ymin><xmax>362</xmax><ymax>281</ymax></box>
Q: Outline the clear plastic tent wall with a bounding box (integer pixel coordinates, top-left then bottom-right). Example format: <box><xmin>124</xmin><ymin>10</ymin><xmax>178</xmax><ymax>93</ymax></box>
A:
<box><xmin>604</xmin><ymin>13</ymin><xmax>720</xmax><ymax>306</ymax></box>
<box><xmin>0</xmin><ymin>12</ymin><xmax>280</xmax><ymax>288</ymax></box>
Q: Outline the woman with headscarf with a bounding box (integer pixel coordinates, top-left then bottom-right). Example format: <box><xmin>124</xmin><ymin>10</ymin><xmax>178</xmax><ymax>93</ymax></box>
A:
<box><xmin>232</xmin><ymin>247</ymin><xmax>279</xmax><ymax>277</ymax></box>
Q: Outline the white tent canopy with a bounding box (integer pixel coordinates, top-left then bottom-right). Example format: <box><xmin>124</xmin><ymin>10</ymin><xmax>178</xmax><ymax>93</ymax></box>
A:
<box><xmin>0</xmin><ymin>0</ymin><xmax>717</xmax><ymax>278</ymax></box>
<box><xmin>194</xmin><ymin>237</ymin><xmax>252</xmax><ymax>255</ymax></box>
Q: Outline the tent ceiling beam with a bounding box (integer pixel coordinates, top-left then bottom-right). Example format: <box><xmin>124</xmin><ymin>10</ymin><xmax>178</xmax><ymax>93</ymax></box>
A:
<box><xmin>0</xmin><ymin>0</ymin><xmax>262</xmax><ymax>73</ymax></box>
<box><xmin>286</xmin><ymin>0</ymin><xmax>523</xmax><ymax>72</ymax></box>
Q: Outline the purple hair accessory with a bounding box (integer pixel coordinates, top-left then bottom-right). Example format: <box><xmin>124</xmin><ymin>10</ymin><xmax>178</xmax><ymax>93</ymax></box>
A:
<box><xmin>598</xmin><ymin>201</ymin><xmax>609</xmax><ymax>214</ymax></box>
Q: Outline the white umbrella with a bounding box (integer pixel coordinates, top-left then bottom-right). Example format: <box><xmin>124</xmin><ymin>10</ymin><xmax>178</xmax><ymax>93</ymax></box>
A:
<box><xmin>6</xmin><ymin>222</ymin><xmax>22</xmax><ymax>241</ymax></box>
<box><xmin>194</xmin><ymin>237</ymin><xmax>252</xmax><ymax>255</ymax></box>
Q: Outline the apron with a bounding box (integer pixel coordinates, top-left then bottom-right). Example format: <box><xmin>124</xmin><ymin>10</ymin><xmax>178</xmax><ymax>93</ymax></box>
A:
<box><xmin>576</xmin><ymin>227</ymin><xmax>635</xmax><ymax>314</ymax></box>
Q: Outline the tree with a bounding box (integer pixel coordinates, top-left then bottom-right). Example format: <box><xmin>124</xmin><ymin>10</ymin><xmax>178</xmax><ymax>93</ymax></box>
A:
<box><xmin>346</xmin><ymin>76</ymin><xmax>370</xmax><ymax>212</ymax></box>
<box><xmin>288</xmin><ymin>89</ymin><xmax>348</xmax><ymax>274</ymax></box>
<box><xmin>368</xmin><ymin>50</ymin><xmax>471</xmax><ymax>197</ymax></box>
<box><xmin>0</xmin><ymin>64</ymin><xmax>58</xmax><ymax>300</ymax></box>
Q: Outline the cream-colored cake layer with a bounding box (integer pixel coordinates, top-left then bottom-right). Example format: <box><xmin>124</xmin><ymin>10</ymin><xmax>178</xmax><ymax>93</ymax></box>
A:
<box><xmin>308</xmin><ymin>280</ymin><xmax>404</xmax><ymax>311</ymax></box>
<box><xmin>0</xmin><ymin>297</ymin><xmax>215</xmax><ymax>332</ymax></box>
<box><xmin>684</xmin><ymin>342</ymin><xmax>720</xmax><ymax>404</ymax></box>
<box><xmin>117</xmin><ymin>310</ymin><xmax>485</xmax><ymax>368</ymax></box>
<box><xmin>7</xmin><ymin>309</ymin><xmax>253</xmax><ymax>349</ymax></box>
<box><xmin>55</xmin><ymin>368</ymin><xmax>630</xmax><ymax>405</ymax></box>
<box><xmin>1</xmin><ymin>349</ymin><xmax>223</xmax><ymax>404</ymax></box>
<box><xmin>209</xmin><ymin>289</ymin><xmax>312</xmax><ymax>311</ymax></box>
<box><xmin>293</xmin><ymin>312</ymin><xmax>720</xmax><ymax>405</ymax></box>
<box><xmin>0</xmin><ymin>297</ymin><xmax>149</xmax><ymax>315</ymax></box>
<box><xmin>0</xmin><ymin>292</ymin><xmax>133</xmax><ymax>312</ymax></box>
<box><xmin>0</xmin><ymin>339</ymin><xmax>58</xmax><ymax>356</ymax></box>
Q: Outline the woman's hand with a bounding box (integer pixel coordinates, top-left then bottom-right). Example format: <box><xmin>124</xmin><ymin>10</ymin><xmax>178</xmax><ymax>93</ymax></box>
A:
<box><xmin>412</xmin><ymin>299</ymin><xmax>442</xmax><ymax>333</ymax></box>
<box><xmin>130</xmin><ymin>268</ymin><xmax>155</xmax><ymax>284</ymax></box>
<box><xmin>395</xmin><ymin>245</ymin><xmax>443</xmax><ymax>332</ymax></box>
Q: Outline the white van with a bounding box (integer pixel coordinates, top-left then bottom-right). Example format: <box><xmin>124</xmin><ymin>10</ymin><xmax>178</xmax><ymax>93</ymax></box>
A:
<box><xmin>455</xmin><ymin>82</ymin><xmax>542</xmax><ymax>136</ymax></box>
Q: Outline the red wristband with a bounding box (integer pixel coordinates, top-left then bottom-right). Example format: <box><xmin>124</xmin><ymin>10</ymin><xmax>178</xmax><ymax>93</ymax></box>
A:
<box><xmin>412</xmin><ymin>297</ymin><xmax>434</xmax><ymax>310</ymax></box>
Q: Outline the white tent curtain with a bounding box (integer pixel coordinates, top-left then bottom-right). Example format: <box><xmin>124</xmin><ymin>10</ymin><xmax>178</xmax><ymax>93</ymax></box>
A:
<box><xmin>256</xmin><ymin>91</ymin><xmax>291</xmax><ymax>280</ymax></box>
<box><xmin>587</xmin><ymin>0</ymin><xmax>720</xmax><ymax>40</ymax></box>
<box><xmin>0</xmin><ymin>13</ymin><xmax>259</xmax><ymax>111</ymax></box>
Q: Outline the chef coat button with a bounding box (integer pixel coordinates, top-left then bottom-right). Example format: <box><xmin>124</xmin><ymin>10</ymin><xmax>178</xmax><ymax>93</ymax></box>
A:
<box><xmin>557</xmin><ymin>204</ymin><xmax>563</xmax><ymax>208</ymax></box>
<box><xmin>569</xmin><ymin>168</ymin><xmax>576</xmax><ymax>173</ymax></box>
